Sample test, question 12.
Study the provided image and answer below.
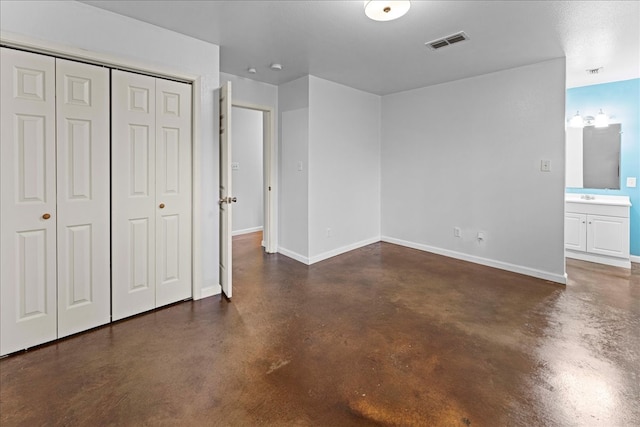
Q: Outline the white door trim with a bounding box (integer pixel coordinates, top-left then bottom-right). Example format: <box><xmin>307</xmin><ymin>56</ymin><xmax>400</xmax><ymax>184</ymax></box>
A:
<box><xmin>231</xmin><ymin>101</ymin><xmax>277</xmax><ymax>253</ymax></box>
<box><xmin>1</xmin><ymin>31</ymin><xmax>206</xmax><ymax>301</ymax></box>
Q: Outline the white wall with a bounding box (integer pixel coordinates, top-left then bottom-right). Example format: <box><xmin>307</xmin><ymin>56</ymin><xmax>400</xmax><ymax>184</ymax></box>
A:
<box><xmin>231</xmin><ymin>107</ymin><xmax>263</xmax><ymax>234</ymax></box>
<box><xmin>278</xmin><ymin>77</ymin><xmax>310</xmax><ymax>260</ymax></box>
<box><xmin>0</xmin><ymin>0</ymin><xmax>221</xmax><ymax>297</ymax></box>
<box><xmin>220</xmin><ymin>72</ymin><xmax>278</xmax><ymax>110</ymax></box>
<box><xmin>381</xmin><ymin>58</ymin><xmax>567</xmax><ymax>283</ymax></box>
<box><xmin>565</xmin><ymin>127</ymin><xmax>584</xmax><ymax>188</ymax></box>
<box><xmin>308</xmin><ymin>76</ymin><xmax>381</xmax><ymax>262</ymax></box>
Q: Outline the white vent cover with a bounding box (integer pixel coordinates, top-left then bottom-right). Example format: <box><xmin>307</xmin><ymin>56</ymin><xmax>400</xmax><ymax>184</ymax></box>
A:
<box><xmin>426</xmin><ymin>32</ymin><xmax>469</xmax><ymax>50</ymax></box>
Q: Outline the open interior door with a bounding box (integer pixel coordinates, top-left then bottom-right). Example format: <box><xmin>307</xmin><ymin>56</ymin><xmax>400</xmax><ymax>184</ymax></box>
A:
<box><xmin>219</xmin><ymin>82</ymin><xmax>234</xmax><ymax>299</ymax></box>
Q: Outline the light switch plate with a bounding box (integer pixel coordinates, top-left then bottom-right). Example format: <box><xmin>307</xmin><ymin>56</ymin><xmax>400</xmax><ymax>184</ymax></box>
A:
<box><xmin>297</xmin><ymin>161</ymin><xmax>303</xmax><ymax>171</ymax></box>
<box><xmin>627</xmin><ymin>177</ymin><xmax>637</xmax><ymax>188</ymax></box>
<box><xmin>540</xmin><ymin>160</ymin><xmax>551</xmax><ymax>172</ymax></box>
<box><xmin>231</xmin><ymin>162</ymin><xmax>240</xmax><ymax>170</ymax></box>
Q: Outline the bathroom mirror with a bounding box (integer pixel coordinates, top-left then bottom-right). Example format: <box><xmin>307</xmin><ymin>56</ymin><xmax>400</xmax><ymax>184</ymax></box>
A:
<box><xmin>566</xmin><ymin>123</ymin><xmax>621</xmax><ymax>189</ymax></box>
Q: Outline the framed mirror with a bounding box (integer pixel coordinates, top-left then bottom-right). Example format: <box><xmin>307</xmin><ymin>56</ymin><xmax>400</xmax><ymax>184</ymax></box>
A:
<box><xmin>566</xmin><ymin>124</ymin><xmax>621</xmax><ymax>189</ymax></box>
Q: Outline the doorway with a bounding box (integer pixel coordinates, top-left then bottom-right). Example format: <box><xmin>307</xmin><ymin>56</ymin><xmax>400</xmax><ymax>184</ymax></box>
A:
<box><xmin>231</xmin><ymin>102</ymin><xmax>276</xmax><ymax>253</ymax></box>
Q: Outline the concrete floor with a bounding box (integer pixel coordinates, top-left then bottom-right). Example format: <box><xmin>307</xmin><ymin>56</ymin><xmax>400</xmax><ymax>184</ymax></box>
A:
<box><xmin>1</xmin><ymin>232</ymin><xmax>639</xmax><ymax>426</ymax></box>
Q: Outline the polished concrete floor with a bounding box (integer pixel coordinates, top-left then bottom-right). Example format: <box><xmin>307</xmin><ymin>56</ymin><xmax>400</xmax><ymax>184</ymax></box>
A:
<box><xmin>1</xmin><ymin>232</ymin><xmax>639</xmax><ymax>426</ymax></box>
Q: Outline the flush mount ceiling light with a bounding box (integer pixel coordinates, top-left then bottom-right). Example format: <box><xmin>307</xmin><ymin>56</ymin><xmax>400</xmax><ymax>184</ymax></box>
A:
<box><xmin>248</xmin><ymin>67</ymin><xmax>257</xmax><ymax>74</ymax></box>
<box><xmin>270</xmin><ymin>63</ymin><xmax>283</xmax><ymax>71</ymax></box>
<box><xmin>364</xmin><ymin>1</ymin><xmax>410</xmax><ymax>21</ymax></box>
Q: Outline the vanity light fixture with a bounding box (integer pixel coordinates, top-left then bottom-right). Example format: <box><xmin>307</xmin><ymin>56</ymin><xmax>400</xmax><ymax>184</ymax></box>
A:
<box><xmin>569</xmin><ymin>111</ymin><xmax>584</xmax><ymax>128</ymax></box>
<box><xmin>364</xmin><ymin>1</ymin><xmax>411</xmax><ymax>21</ymax></box>
<box><xmin>594</xmin><ymin>109</ymin><xmax>609</xmax><ymax>128</ymax></box>
<box><xmin>567</xmin><ymin>109</ymin><xmax>610</xmax><ymax>128</ymax></box>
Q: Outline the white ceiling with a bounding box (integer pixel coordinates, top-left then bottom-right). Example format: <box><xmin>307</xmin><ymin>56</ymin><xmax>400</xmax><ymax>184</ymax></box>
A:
<box><xmin>81</xmin><ymin>0</ymin><xmax>640</xmax><ymax>95</ymax></box>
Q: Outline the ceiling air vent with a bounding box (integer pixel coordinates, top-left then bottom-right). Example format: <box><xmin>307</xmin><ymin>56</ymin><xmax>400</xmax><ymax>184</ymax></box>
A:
<box><xmin>426</xmin><ymin>31</ymin><xmax>469</xmax><ymax>50</ymax></box>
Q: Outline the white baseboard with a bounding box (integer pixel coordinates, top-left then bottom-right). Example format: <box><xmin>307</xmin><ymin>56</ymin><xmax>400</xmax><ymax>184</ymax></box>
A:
<box><xmin>198</xmin><ymin>284</ymin><xmax>221</xmax><ymax>299</ymax></box>
<box><xmin>277</xmin><ymin>247</ymin><xmax>310</xmax><ymax>265</ymax></box>
<box><xmin>308</xmin><ymin>236</ymin><xmax>380</xmax><ymax>264</ymax></box>
<box><xmin>232</xmin><ymin>226</ymin><xmax>263</xmax><ymax>236</ymax></box>
<box><xmin>381</xmin><ymin>236</ymin><xmax>567</xmax><ymax>285</ymax></box>
<box><xmin>630</xmin><ymin>254</ymin><xmax>640</xmax><ymax>264</ymax></box>
<box><xmin>566</xmin><ymin>250</ymin><xmax>631</xmax><ymax>269</ymax></box>
<box><xmin>278</xmin><ymin>237</ymin><xmax>380</xmax><ymax>266</ymax></box>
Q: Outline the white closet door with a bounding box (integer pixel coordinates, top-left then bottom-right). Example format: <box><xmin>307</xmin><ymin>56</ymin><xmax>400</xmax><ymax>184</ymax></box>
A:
<box><xmin>155</xmin><ymin>79</ymin><xmax>192</xmax><ymax>307</ymax></box>
<box><xmin>0</xmin><ymin>48</ymin><xmax>57</xmax><ymax>355</ymax></box>
<box><xmin>111</xmin><ymin>70</ymin><xmax>157</xmax><ymax>321</ymax></box>
<box><xmin>55</xmin><ymin>59</ymin><xmax>110</xmax><ymax>337</ymax></box>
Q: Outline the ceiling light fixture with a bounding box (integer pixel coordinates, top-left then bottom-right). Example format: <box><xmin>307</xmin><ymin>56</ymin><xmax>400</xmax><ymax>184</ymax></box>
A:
<box><xmin>364</xmin><ymin>1</ymin><xmax>410</xmax><ymax>21</ymax></box>
<box><xmin>248</xmin><ymin>67</ymin><xmax>257</xmax><ymax>74</ymax></box>
<box><xmin>270</xmin><ymin>63</ymin><xmax>283</xmax><ymax>71</ymax></box>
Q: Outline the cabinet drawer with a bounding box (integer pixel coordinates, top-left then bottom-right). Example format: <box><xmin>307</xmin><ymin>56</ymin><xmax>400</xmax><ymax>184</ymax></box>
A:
<box><xmin>566</xmin><ymin>202</ymin><xmax>629</xmax><ymax>218</ymax></box>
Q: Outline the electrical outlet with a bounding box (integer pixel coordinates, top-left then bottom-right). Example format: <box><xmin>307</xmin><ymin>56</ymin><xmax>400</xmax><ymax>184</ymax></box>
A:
<box><xmin>453</xmin><ymin>227</ymin><xmax>461</xmax><ymax>237</ymax></box>
<box><xmin>627</xmin><ymin>177</ymin><xmax>637</xmax><ymax>188</ymax></box>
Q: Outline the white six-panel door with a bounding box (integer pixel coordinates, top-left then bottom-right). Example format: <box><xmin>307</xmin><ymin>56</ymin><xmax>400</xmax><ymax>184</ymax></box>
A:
<box><xmin>219</xmin><ymin>82</ymin><xmax>233</xmax><ymax>299</ymax></box>
<box><xmin>111</xmin><ymin>70</ymin><xmax>192</xmax><ymax>320</ymax></box>
<box><xmin>55</xmin><ymin>59</ymin><xmax>111</xmax><ymax>337</ymax></box>
<box><xmin>1</xmin><ymin>48</ymin><xmax>57</xmax><ymax>355</ymax></box>
<box><xmin>112</xmin><ymin>70</ymin><xmax>157</xmax><ymax>320</ymax></box>
<box><xmin>155</xmin><ymin>78</ymin><xmax>192</xmax><ymax>307</ymax></box>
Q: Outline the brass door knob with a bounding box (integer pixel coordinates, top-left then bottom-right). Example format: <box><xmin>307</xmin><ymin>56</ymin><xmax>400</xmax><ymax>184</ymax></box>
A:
<box><xmin>159</xmin><ymin>203</ymin><xmax>165</xmax><ymax>209</ymax></box>
<box><xmin>42</xmin><ymin>213</ymin><xmax>51</xmax><ymax>220</ymax></box>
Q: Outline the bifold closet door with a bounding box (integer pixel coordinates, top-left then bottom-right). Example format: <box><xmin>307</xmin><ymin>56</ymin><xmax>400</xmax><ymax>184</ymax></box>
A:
<box><xmin>155</xmin><ymin>78</ymin><xmax>192</xmax><ymax>307</ymax></box>
<box><xmin>0</xmin><ymin>48</ymin><xmax>57</xmax><ymax>355</ymax></box>
<box><xmin>1</xmin><ymin>49</ymin><xmax>111</xmax><ymax>355</ymax></box>
<box><xmin>111</xmin><ymin>70</ymin><xmax>192</xmax><ymax>321</ymax></box>
<box><xmin>55</xmin><ymin>59</ymin><xmax>110</xmax><ymax>337</ymax></box>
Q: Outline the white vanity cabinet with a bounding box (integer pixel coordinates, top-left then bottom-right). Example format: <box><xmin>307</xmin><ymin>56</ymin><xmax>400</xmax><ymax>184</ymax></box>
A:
<box><xmin>565</xmin><ymin>194</ymin><xmax>631</xmax><ymax>268</ymax></box>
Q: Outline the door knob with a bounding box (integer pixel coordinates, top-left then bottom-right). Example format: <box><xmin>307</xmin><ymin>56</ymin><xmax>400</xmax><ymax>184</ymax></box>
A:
<box><xmin>42</xmin><ymin>213</ymin><xmax>51</xmax><ymax>220</ymax></box>
<box><xmin>159</xmin><ymin>203</ymin><xmax>165</xmax><ymax>209</ymax></box>
<box><xmin>218</xmin><ymin>196</ymin><xmax>238</xmax><ymax>205</ymax></box>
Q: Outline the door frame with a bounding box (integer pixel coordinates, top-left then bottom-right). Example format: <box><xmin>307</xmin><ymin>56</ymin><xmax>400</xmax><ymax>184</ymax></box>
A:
<box><xmin>231</xmin><ymin>101</ymin><xmax>277</xmax><ymax>253</ymax></box>
<box><xmin>0</xmin><ymin>31</ymin><xmax>207</xmax><ymax>299</ymax></box>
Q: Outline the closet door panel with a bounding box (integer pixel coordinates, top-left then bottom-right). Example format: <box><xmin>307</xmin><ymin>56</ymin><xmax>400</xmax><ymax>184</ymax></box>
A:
<box><xmin>56</xmin><ymin>59</ymin><xmax>110</xmax><ymax>337</ymax></box>
<box><xmin>1</xmin><ymin>48</ymin><xmax>57</xmax><ymax>355</ymax></box>
<box><xmin>112</xmin><ymin>70</ymin><xmax>157</xmax><ymax>321</ymax></box>
<box><xmin>155</xmin><ymin>79</ymin><xmax>192</xmax><ymax>307</ymax></box>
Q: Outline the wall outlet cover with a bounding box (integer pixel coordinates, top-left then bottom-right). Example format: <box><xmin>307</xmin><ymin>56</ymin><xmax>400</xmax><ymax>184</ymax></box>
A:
<box><xmin>627</xmin><ymin>177</ymin><xmax>637</xmax><ymax>188</ymax></box>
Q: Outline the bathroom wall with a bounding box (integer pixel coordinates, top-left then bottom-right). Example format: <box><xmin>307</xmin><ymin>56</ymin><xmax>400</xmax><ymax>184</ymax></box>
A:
<box><xmin>566</xmin><ymin>78</ymin><xmax>640</xmax><ymax>257</ymax></box>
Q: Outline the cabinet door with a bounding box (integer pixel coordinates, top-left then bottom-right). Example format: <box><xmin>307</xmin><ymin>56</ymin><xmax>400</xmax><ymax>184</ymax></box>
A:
<box><xmin>155</xmin><ymin>79</ymin><xmax>192</xmax><ymax>307</ymax></box>
<box><xmin>587</xmin><ymin>214</ymin><xmax>629</xmax><ymax>258</ymax></box>
<box><xmin>565</xmin><ymin>213</ymin><xmax>586</xmax><ymax>252</ymax></box>
<box><xmin>111</xmin><ymin>70</ymin><xmax>157</xmax><ymax>321</ymax></box>
<box><xmin>0</xmin><ymin>48</ymin><xmax>57</xmax><ymax>355</ymax></box>
<box><xmin>56</xmin><ymin>59</ymin><xmax>111</xmax><ymax>337</ymax></box>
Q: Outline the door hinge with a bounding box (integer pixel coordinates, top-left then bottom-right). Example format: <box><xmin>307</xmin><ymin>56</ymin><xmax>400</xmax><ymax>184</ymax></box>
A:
<box><xmin>268</xmin><ymin>186</ymin><xmax>271</xmax><ymax>191</ymax></box>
